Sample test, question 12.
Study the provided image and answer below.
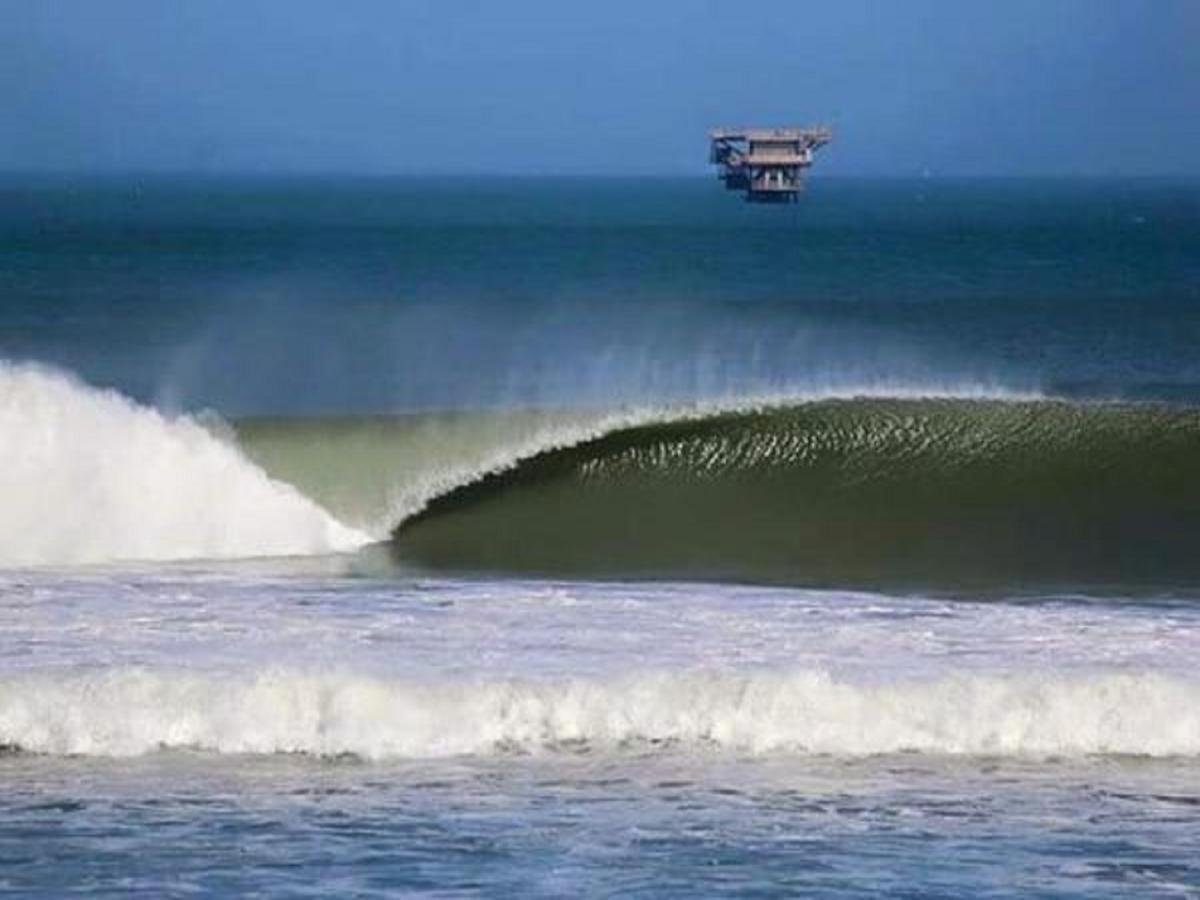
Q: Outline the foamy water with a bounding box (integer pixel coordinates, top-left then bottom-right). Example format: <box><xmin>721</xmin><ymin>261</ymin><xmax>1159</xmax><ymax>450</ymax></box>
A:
<box><xmin>0</xmin><ymin>364</ymin><xmax>368</xmax><ymax>566</ymax></box>
<box><xmin>6</xmin><ymin>666</ymin><xmax>1199</xmax><ymax>759</ymax></box>
<box><xmin>4</xmin><ymin>566</ymin><xmax>1199</xmax><ymax>895</ymax></box>
<box><xmin>3</xmin><ymin>571</ymin><xmax>1198</xmax><ymax>759</ymax></box>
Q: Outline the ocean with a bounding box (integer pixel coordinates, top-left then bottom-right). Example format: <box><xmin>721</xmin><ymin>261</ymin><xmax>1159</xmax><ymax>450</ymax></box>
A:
<box><xmin>1</xmin><ymin>175</ymin><xmax>1199</xmax><ymax>896</ymax></box>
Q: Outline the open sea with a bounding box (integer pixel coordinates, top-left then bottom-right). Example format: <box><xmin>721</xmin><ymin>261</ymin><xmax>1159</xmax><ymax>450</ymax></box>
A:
<box><xmin>1</xmin><ymin>175</ymin><xmax>1199</xmax><ymax>896</ymax></box>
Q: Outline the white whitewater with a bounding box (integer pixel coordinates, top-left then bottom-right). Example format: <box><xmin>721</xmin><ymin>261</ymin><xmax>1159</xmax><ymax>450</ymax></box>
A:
<box><xmin>0</xmin><ymin>363</ymin><xmax>368</xmax><ymax>566</ymax></box>
<box><xmin>2</xmin><ymin>666</ymin><xmax>1197</xmax><ymax>759</ymax></box>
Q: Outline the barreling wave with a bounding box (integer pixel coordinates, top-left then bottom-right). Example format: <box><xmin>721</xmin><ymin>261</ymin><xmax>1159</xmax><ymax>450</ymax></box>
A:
<box><xmin>391</xmin><ymin>398</ymin><xmax>1200</xmax><ymax>590</ymax></box>
<box><xmin>2</xmin><ymin>667</ymin><xmax>1198</xmax><ymax>759</ymax></box>
<box><xmin>0</xmin><ymin>363</ymin><xmax>368</xmax><ymax>567</ymax></box>
<box><xmin>7</xmin><ymin>360</ymin><xmax>1200</xmax><ymax>589</ymax></box>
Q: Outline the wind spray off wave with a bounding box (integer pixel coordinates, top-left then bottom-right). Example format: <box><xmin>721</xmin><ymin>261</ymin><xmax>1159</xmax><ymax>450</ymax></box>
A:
<box><xmin>0</xmin><ymin>363</ymin><xmax>368</xmax><ymax>567</ymax></box>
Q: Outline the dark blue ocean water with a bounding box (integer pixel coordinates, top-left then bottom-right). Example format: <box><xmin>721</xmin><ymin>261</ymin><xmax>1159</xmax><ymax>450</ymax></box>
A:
<box><xmin>3</xmin><ymin>176</ymin><xmax>1197</xmax><ymax>411</ymax></box>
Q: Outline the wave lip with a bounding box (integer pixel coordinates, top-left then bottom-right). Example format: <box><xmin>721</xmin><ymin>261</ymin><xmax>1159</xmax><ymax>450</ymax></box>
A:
<box><xmin>2</xmin><ymin>667</ymin><xmax>1198</xmax><ymax>760</ymax></box>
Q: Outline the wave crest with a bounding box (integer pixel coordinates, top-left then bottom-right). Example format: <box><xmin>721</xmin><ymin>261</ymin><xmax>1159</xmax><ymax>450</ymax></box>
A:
<box><xmin>2</xmin><ymin>667</ymin><xmax>1197</xmax><ymax>759</ymax></box>
<box><xmin>0</xmin><ymin>363</ymin><xmax>367</xmax><ymax>566</ymax></box>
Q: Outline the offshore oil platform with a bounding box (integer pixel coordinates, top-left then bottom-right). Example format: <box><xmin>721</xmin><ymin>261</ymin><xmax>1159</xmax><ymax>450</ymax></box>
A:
<box><xmin>709</xmin><ymin>126</ymin><xmax>832</xmax><ymax>202</ymax></box>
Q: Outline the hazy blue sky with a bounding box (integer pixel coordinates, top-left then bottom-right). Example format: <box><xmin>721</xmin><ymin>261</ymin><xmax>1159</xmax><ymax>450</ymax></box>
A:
<box><xmin>3</xmin><ymin>0</ymin><xmax>1197</xmax><ymax>175</ymax></box>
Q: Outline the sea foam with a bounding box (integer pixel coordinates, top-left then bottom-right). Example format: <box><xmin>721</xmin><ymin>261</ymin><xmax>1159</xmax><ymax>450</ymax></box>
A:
<box><xmin>0</xmin><ymin>363</ymin><xmax>367</xmax><ymax>567</ymax></box>
<box><xmin>2</xmin><ymin>667</ymin><xmax>1196</xmax><ymax>759</ymax></box>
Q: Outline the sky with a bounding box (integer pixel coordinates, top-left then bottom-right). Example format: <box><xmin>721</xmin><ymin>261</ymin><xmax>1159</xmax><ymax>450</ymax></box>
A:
<box><xmin>2</xmin><ymin>0</ymin><xmax>1198</xmax><ymax>176</ymax></box>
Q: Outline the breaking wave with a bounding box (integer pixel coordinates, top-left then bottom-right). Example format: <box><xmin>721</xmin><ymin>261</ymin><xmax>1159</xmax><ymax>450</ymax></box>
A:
<box><xmin>390</xmin><ymin>398</ymin><xmax>1200</xmax><ymax>589</ymax></box>
<box><xmin>2</xmin><ymin>667</ymin><xmax>1198</xmax><ymax>759</ymax></box>
<box><xmin>0</xmin><ymin>363</ymin><xmax>368</xmax><ymax>566</ymax></box>
<box><xmin>6</xmin><ymin>360</ymin><xmax>1200</xmax><ymax>590</ymax></box>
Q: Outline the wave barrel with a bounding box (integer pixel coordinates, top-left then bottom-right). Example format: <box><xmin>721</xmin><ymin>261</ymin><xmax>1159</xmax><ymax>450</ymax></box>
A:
<box><xmin>392</xmin><ymin>399</ymin><xmax>1200</xmax><ymax>591</ymax></box>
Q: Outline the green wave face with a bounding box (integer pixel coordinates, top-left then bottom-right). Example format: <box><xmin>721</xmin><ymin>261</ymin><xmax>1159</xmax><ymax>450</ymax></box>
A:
<box><xmin>391</xmin><ymin>399</ymin><xmax>1200</xmax><ymax>591</ymax></box>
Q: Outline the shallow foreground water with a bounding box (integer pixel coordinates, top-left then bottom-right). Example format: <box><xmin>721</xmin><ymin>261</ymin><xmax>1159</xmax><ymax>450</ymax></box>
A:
<box><xmin>2</xmin><ymin>569</ymin><xmax>1198</xmax><ymax>897</ymax></box>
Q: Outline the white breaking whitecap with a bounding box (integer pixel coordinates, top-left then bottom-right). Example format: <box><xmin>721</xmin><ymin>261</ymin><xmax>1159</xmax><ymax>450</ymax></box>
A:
<box><xmin>0</xmin><ymin>667</ymin><xmax>1196</xmax><ymax>759</ymax></box>
<box><xmin>0</xmin><ymin>362</ymin><xmax>368</xmax><ymax>566</ymax></box>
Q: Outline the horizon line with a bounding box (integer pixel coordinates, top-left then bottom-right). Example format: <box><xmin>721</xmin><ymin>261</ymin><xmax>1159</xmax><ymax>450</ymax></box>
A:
<box><xmin>2</xmin><ymin>170</ymin><xmax>1198</xmax><ymax>181</ymax></box>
